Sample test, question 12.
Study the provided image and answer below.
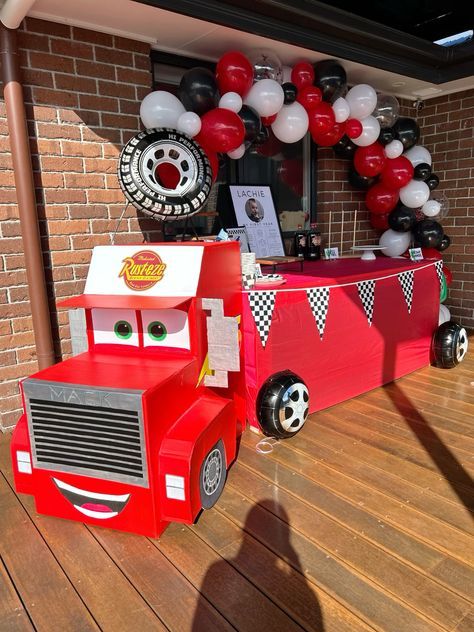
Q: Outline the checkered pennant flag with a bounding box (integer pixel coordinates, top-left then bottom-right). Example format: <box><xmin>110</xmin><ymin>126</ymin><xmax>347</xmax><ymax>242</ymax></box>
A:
<box><xmin>242</xmin><ymin>273</ymin><xmax>254</xmax><ymax>290</ymax></box>
<box><xmin>357</xmin><ymin>280</ymin><xmax>376</xmax><ymax>326</ymax></box>
<box><xmin>434</xmin><ymin>260</ymin><xmax>444</xmax><ymax>286</ymax></box>
<box><xmin>398</xmin><ymin>270</ymin><xmax>415</xmax><ymax>314</ymax></box>
<box><xmin>248</xmin><ymin>291</ymin><xmax>276</xmax><ymax>348</ymax></box>
<box><xmin>306</xmin><ymin>287</ymin><xmax>330</xmax><ymax>339</ymax></box>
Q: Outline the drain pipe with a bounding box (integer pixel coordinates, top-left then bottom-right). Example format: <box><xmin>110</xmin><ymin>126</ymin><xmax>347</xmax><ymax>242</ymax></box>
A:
<box><xmin>0</xmin><ymin>24</ymin><xmax>55</xmax><ymax>369</ymax></box>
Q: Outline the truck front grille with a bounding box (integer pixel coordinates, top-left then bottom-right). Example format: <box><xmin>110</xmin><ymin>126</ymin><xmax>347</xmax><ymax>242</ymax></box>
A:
<box><xmin>23</xmin><ymin>380</ymin><xmax>147</xmax><ymax>487</ymax></box>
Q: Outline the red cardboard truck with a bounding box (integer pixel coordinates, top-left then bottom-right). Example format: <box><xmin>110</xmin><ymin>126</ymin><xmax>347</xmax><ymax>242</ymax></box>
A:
<box><xmin>11</xmin><ymin>241</ymin><xmax>467</xmax><ymax>537</ymax></box>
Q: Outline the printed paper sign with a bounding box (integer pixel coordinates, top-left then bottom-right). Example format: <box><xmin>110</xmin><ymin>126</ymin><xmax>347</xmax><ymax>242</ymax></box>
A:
<box><xmin>409</xmin><ymin>248</ymin><xmax>423</xmax><ymax>262</ymax></box>
<box><xmin>324</xmin><ymin>247</ymin><xmax>339</xmax><ymax>260</ymax></box>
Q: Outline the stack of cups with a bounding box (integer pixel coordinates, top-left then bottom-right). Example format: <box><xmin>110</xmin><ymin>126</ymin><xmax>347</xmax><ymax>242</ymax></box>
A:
<box><xmin>241</xmin><ymin>252</ymin><xmax>256</xmax><ymax>289</ymax></box>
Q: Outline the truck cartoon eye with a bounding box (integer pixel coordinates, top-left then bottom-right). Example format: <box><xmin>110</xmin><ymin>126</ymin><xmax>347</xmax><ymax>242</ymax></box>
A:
<box><xmin>142</xmin><ymin>309</ymin><xmax>190</xmax><ymax>349</ymax></box>
<box><xmin>92</xmin><ymin>308</ymin><xmax>139</xmax><ymax>347</ymax></box>
<box><xmin>148</xmin><ymin>321</ymin><xmax>167</xmax><ymax>341</ymax></box>
<box><xmin>114</xmin><ymin>320</ymin><xmax>133</xmax><ymax>340</ymax></box>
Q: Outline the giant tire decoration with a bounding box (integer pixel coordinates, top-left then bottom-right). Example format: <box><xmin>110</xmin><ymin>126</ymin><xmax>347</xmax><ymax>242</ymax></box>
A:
<box><xmin>432</xmin><ymin>321</ymin><xmax>468</xmax><ymax>368</ymax></box>
<box><xmin>118</xmin><ymin>128</ymin><xmax>212</xmax><ymax>220</ymax></box>
<box><xmin>256</xmin><ymin>370</ymin><xmax>310</xmax><ymax>439</ymax></box>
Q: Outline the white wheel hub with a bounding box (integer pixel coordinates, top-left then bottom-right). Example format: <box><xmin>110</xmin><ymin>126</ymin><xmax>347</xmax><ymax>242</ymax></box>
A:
<box><xmin>456</xmin><ymin>328</ymin><xmax>468</xmax><ymax>362</ymax></box>
<box><xmin>279</xmin><ymin>383</ymin><xmax>310</xmax><ymax>433</ymax></box>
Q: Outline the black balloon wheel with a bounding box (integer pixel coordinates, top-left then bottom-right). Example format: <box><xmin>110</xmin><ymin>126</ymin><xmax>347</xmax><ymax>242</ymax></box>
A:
<box><xmin>200</xmin><ymin>440</ymin><xmax>226</xmax><ymax>509</ymax></box>
<box><xmin>257</xmin><ymin>371</ymin><xmax>310</xmax><ymax>439</ymax></box>
<box><xmin>433</xmin><ymin>321</ymin><xmax>469</xmax><ymax>368</ymax></box>
<box><xmin>118</xmin><ymin>128</ymin><xmax>212</xmax><ymax>220</ymax></box>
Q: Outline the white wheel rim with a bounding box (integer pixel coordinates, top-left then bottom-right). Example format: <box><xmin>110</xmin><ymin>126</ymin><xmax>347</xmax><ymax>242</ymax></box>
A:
<box><xmin>202</xmin><ymin>448</ymin><xmax>222</xmax><ymax>496</ymax></box>
<box><xmin>279</xmin><ymin>383</ymin><xmax>309</xmax><ymax>433</ymax></box>
<box><xmin>139</xmin><ymin>140</ymin><xmax>198</xmax><ymax>197</ymax></box>
<box><xmin>456</xmin><ymin>328</ymin><xmax>468</xmax><ymax>362</ymax></box>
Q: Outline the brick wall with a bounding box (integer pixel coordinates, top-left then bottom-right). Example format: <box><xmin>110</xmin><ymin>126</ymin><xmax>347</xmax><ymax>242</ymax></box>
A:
<box><xmin>0</xmin><ymin>17</ymin><xmax>158</xmax><ymax>430</ymax></box>
<box><xmin>316</xmin><ymin>92</ymin><xmax>474</xmax><ymax>329</ymax></box>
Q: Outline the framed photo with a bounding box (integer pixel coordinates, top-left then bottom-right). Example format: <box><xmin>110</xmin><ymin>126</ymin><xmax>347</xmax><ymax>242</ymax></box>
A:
<box><xmin>228</xmin><ymin>185</ymin><xmax>285</xmax><ymax>258</ymax></box>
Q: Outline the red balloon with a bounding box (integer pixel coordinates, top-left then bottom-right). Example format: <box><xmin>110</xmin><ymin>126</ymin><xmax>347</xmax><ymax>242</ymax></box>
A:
<box><xmin>346</xmin><ymin>118</ymin><xmax>363</xmax><ymax>139</ymax></box>
<box><xmin>279</xmin><ymin>158</ymin><xmax>303</xmax><ymax>197</ymax></box>
<box><xmin>296</xmin><ymin>85</ymin><xmax>322</xmax><ymax>111</ymax></box>
<box><xmin>197</xmin><ymin>108</ymin><xmax>245</xmax><ymax>153</ymax></box>
<box><xmin>370</xmin><ymin>212</ymin><xmax>390</xmax><ymax>231</ymax></box>
<box><xmin>366</xmin><ymin>183</ymin><xmax>399</xmax><ymax>214</ymax></box>
<box><xmin>261</xmin><ymin>113</ymin><xmax>277</xmax><ymax>126</ymax></box>
<box><xmin>291</xmin><ymin>61</ymin><xmax>314</xmax><ymax>89</ymax></box>
<box><xmin>381</xmin><ymin>156</ymin><xmax>414</xmax><ymax>190</ymax></box>
<box><xmin>308</xmin><ymin>102</ymin><xmax>336</xmax><ymax>136</ymax></box>
<box><xmin>216</xmin><ymin>51</ymin><xmax>253</xmax><ymax>97</ymax></box>
<box><xmin>155</xmin><ymin>162</ymin><xmax>180</xmax><ymax>189</ymax></box>
<box><xmin>354</xmin><ymin>143</ymin><xmax>386</xmax><ymax>177</ymax></box>
<box><xmin>443</xmin><ymin>264</ymin><xmax>453</xmax><ymax>286</ymax></box>
<box><xmin>256</xmin><ymin>128</ymin><xmax>283</xmax><ymax>157</ymax></box>
<box><xmin>311</xmin><ymin>122</ymin><xmax>345</xmax><ymax>146</ymax></box>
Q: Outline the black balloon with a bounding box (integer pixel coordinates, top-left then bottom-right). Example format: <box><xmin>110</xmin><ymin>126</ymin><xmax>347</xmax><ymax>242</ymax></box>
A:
<box><xmin>414</xmin><ymin>162</ymin><xmax>431</xmax><ymax>180</ymax></box>
<box><xmin>313</xmin><ymin>59</ymin><xmax>347</xmax><ymax>103</ymax></box>
<box><xmin>178</xmin><ymin>67</ymin><xmax>219</xmax><ymax>116</ymax></box>
<box><xmin>282</xmin><ymin>82</ymin><xmax>297</xmax><ymax>104</ymax></box>
<box><xmin>391</xmin><ymin>117</ymin><xmax>420</xmax><ymax>151</ymax></box>
<box><xmin>238</xmin><ymin>105</ymin><xmax>262</xmax><ymax>144</ymax></box>
<box><xmin>437</xmin><ymin>234</ymin><xmax>451</xmax><ymax>251</ymax></box>
<box><xmin>348</xmin><ymin>166</ymin><xmax>377</xmax><ymax>190</ymax></box>
<box><xmin>333</xmin><ymin>135</ymin><xmax>357</xmax><ymax>159</ymax></box>
<box><xmin>388</xmin><ymin>206</ymin><xmax>416</xmax><ymax>232</ymax></box>
<box><xmin>413</xmin><ymin>219</ymin><xmax>444</xmax><ymax>248</ymax></box>
<box><xmin>378</xmin><ymin>128</ymin><xmax>395</xmax><ymax>146</ymax></box>
<box><xmin>252</xmin><ymin>125</ymin><xmax>269</xmax><ymax>147</ymax></box>
<box><xmin>425</xmin><ymin>173</ymin><xmax>440</xmax><ymax>191</ymax></box>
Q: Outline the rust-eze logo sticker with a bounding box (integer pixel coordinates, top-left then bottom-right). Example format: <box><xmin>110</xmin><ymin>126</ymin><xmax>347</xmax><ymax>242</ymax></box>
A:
<box><xmin>119</xmin><ymin>250</ymin><xmax>166</xmax><ymax>291</ymax></box>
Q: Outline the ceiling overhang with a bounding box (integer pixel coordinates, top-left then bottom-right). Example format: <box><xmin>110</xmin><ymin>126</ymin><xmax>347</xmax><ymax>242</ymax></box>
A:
<box><xmin>137</xmin><ymin>0</ymin><xmax>474</xmax><ymax>85</ymax></box>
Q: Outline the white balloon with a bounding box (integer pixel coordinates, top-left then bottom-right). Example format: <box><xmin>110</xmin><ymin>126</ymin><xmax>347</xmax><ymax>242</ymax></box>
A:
<box><xmin>244</xmin><ymin>78</ymin><xmax>284</xmax><ymax>117</ymax></box>
<box><xmin>332</xmin><ymin>97</ymin><xmax>350</xmax><ymax>123</ymax></box>
<box><xmin>384</xmin><ymin>139</ymin><xmax>404</xmax><ymax>159</ymax></box>
<box><xmin>219</xmin><ymin>91</ymin><xmax>243</xmax><ymax>113</ymax></box>
<box><xmin>399</xmin><ymin>180</ymin><xmax>430</xmax><ymax>208</ymax></box>
<box><xmin>352</xmin><ymin>115</ymin><xmax>380</xmax><ymax>147</ymax></box>
<box><xmin>176</xmin><ymin>111</ymin><xmax>201</xmax><ymax>137</ymax></box>
<box><xmin>227</xmin><ymin>144</ymin><xmax>246</xmax><ymax>160</ymax></box>
<box><xmin>282</xmin><ymin>65</ymin><xmax>293</xmax><ymax>83</ymax></box>
<box><xmin>379</xmin><ymin>229</ymin><xmax>411</xmax><ymax>257</ymax></box>
<box><xmin>438</xmin><ymin>304</ymin><xmax>451</xmax><ymax>325</ymax></box>
<box><xmin>346</xmin><ymin>84</ymin><xmax>377</xmax><ymax>120</ymax></box>
<box><xmin>421</xmin><ymin>199</ymin><xmax>441</xmax><ymax>218</ymax></box>
<box><xmin>404</xmin><ymin>145</ymin><xmax>432</xmax><ymax>167</ymax></box>
<box><xmin>140</xmin><ymin>90</ymin><xmax>185</xmax><ymax>129</ymax></box>
<box><xmin>271</xmin><ymin>102</ymin><xmax>309</xmax><ymax>143</ymax></box>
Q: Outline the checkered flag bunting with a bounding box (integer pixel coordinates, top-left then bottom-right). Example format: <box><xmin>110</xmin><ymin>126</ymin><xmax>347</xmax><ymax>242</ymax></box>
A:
<box><xmin>306</xmin><ymin>287</ymin><xmax>330</xmax><ymax>339</ymax></box>
<box><xmin>434</xmin><ymin>260</ymin><xmax>444</xmax><ymax>286</ymax></box>
<box><xmin>357</xmin><ymin>280</ymin><xmax>376</xmax><ymax>326</ymax></box>
<box><xmin>398</xmin><ymin>270</ymin><xmax>415</xmax><ymax>314</ymax></box>
<box><xmin>242</xmin><ymin>273</ymin><xmax>254</xmax><ymax>290</ymax></box>
<box><xmin>248</xmin><ymin>291</ymin><xmax>276</xmax><ymax>348</ymax></box>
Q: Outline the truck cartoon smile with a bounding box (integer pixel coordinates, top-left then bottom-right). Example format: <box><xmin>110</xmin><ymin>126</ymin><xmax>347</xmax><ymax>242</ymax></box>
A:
<box><xmin>53</xmin><ymin>478</ymin><xmax>131</xmax><ymax>520</ymax></box>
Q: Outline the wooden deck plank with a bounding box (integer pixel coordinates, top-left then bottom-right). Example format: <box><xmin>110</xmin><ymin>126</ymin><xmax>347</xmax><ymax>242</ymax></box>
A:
<box><xmin>0</xmin><ymin>472</ymin><xmax>99</xmax><ymax>632</ymax></box>
<box><xmin>224</xmin><ymin>454</ymin><xmax>472</xmax><ymax>631</ymax></box>
<box><xmin>0</xmin><ymin>557</ymin><xmax>34</xmax><ymax>631</ymax></box>
<box><xmin>216</xmin><ymin>485</ymin><xmax>447</xmax><ymax>632</ymax></box>
<box><xmin>153</xmin><ymin>522</ymin><xmax>306</xmax><ymax>632</ymax></box>
<box><xmin>90</xmin><ymin>527</ymin><xmax>235</xmax><ymax>632</ymax></box>
<box><xmin>193</xmin><ymin>506</ymin><xmax>372</xmax><ymax>632</ymax></box>
<box><xmin>275</xmin><ymin>425</ymin><xmax>474</xmax><ymax>536</ymax></box>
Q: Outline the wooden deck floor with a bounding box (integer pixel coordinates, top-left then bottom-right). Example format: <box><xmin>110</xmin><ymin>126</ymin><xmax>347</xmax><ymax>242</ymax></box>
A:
<box><xmin>1</xmin><ymin>353</ymin><xmax>473</xmax><ymax>631</ymax></box>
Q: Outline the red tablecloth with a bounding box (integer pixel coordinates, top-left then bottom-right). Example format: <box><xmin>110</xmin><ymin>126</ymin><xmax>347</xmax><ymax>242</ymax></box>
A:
<box><xmin>243</xmin><ymin>258</ymin><xmax>440</xmax><ymax>429</ymax></box>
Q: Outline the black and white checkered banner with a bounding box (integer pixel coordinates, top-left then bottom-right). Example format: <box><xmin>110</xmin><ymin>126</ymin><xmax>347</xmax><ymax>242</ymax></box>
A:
<box><xmin>357</xmin><ymin>280</ymin><xmax>376</xmax><ymax>326</ymax></box>
<box><xmin>306</xmin><ymin>287</ymin><xmax>330</xmax><ymax>339</ymax></box>
<box><xmin>434</xmin><ymin>260</ymin><xmax>444</xmax><ymax>287</ymax></box>
<box><xmin>248</xmin><ymin>290</ymin><xmax>276</xmax><ymax>348</ymax></box>
<box><xmin>398</xmin><ymin>270</ymin><xmax>414</xmax><ymax>314</ymax></box>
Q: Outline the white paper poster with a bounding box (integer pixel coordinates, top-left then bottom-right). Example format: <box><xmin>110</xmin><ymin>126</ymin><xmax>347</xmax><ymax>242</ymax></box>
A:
<box><xmin>229</xmin><ymin>185</ymin><xmax>285</xmax><ymax>258</ymax></box>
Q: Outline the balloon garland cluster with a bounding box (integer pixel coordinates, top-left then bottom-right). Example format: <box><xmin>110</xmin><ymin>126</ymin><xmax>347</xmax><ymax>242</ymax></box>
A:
<box><xmin>138</xmin><ymin>51</ymin><xmax>450</xmax><ymax>259</ymax></box>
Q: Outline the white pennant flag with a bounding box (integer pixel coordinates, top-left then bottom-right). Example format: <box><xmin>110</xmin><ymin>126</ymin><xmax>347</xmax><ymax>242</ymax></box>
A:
<box><xmin>398</xmin><ymin>270</ymin><xmax>415</xmax><ymax>313</ymax></box>
<box><xmin>357</xmin><ymin>280</ymin><xmax>376</xmax><ymax>326</ymax></box>
<box><xmin>306</xmin><ymin>287</ymin><xmax>330</xmax><ymax>339</ymax></box>
<box><xmin>248</xmin><ymin>291</ymin><xmax>276</xmax><ymax>348</ymax></box>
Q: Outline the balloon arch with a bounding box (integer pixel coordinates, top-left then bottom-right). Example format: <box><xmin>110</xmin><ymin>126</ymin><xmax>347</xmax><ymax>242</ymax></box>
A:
<box><xmin>132</xmin><ymin>50</ymin><xmax>451</xmax><ymax>263</ymax></box>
